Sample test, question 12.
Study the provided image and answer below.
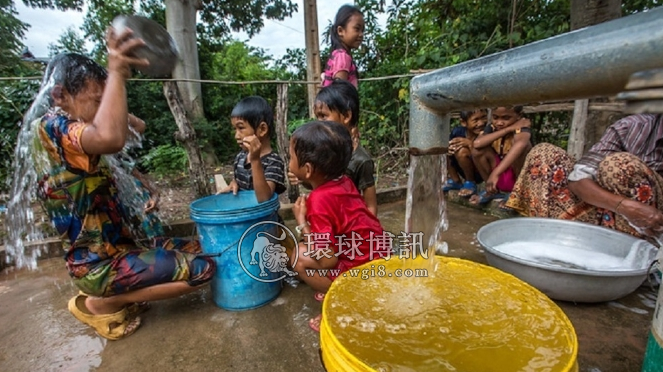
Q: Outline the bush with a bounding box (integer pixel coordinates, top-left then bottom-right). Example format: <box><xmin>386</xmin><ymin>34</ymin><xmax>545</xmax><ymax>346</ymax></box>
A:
<box><xmin>140</xmin><ymin>145</ymin><xmax>189</xmax><ymax>178</ymax></box>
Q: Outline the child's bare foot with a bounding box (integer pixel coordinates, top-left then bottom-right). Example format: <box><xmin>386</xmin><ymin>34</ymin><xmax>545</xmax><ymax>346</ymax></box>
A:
<box><xmin>309</xmin><ymin>314</ymin><xmax>322</xmax><ymax>332</ymax></box>
<box><xmin>458</xmin><ymin>181</ymin><xmax>477</xmax><ymax>198</ymax></box>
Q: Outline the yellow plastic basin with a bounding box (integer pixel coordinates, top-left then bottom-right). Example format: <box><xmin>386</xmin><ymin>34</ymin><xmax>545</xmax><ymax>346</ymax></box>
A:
<box><xmin>321</xmin><ymin>256</ymin><xmax>578</xmax><ymax>372</ymax></box>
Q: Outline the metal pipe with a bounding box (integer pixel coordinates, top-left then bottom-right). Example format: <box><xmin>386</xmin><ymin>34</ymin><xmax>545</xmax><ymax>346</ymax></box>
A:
<box><xmin>409</xmin><ymin>7</ymin><xmax>663</xmax><ymax>150</ymax></box>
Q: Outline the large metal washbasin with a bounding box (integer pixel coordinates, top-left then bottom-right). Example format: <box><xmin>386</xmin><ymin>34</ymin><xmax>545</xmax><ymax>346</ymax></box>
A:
<box><xmin>476</xmin><ymin>218</ymin><xmax>658</xmax><ymax>303</ymax></box>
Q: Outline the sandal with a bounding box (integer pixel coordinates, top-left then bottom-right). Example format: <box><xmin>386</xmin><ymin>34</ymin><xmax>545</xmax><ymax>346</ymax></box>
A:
<box><xmin>68</xmin><ymin>294</ymin><xmax>141</xmax><ymax>340</ymax></box>
<box><xmin>457</xmin><ymin>181</ymin><xmax>477</xmax><ymax>198</ymax></box>
<box><xmin>126</xmin><ymin>302</ymin><xmax>151</xmax><ymax>317</ymax></box>
<box><xmin>497</xmin><ymin>195</ymin><xmax>513</xmax><ymax>211</ymax></box>
<box><xmin>470</xmin><ymin>190</ymin><xmax>510</xmax><ymax>206</ymax></box>
<box><xmin>442</xmin><ymin>179</ymin><xmax>463</xmax><ymax>192</ymax></box>
<box><xmin>309</xmin><ymin>314</ymin><xmax>322</xmax><ymax>332</ymax></box>
<box><xmin>79</xmin><ymin>290</ymin><xmax>150</xmax><ymax>317</ymax></box>
<box><xmin>314</xmin><ymin>292</ymin><xmax>325</xmax><ymax>302</ymax></box>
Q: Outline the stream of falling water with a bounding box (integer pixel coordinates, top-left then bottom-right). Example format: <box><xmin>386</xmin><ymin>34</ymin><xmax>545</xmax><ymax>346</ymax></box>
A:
<box><xmin>4</xmin><ymin>65</ymin><xmax>162</xmax><ymax>269</ymax></box>
<box><xmin>326</xmin><ymin>154</ymin><xmax>575</xmax><ymax>371</ymax></box>
<box><xmin>404</xmin><ymin>153</ymin><xmax>448</xmax><ymax>271</ymax></box>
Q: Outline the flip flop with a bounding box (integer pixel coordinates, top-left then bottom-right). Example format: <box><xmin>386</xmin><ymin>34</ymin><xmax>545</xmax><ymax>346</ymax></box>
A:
<box><xmin>497</xmin><ymin>195</ymin><xmax>513</xmax><ymax>211</ymax></box>
<box><xmin>126</xmin><ymin>302</ymin><xmax>151</xmax><ymax>317</ymax></box>
<box><xmin>309</xmin><ymin>314</ymin><xmax>322</xmax><ymax>332</ymax></box>
<box><xmin>314</xmin><ymin>292</ymin><xmax>325</xmax><ymax>302</ymax></box>
<box><xmin>68</xmin><ymin>294</ymin><xmax>141</xmax><ymax>340</ymax></box>
<box><xmin>471</xmin><ymin>190</ymin><xmax>510</xmax><ymax>205</ymax></box>
<box><xmin>458</xmin><ymin>181</ymin><xmax>477</xmax><ymax>198</ymax></box>
<box><xmin>79</xmin><ymin>290</ymin><xmax>150</xmax><ymax>317</ymax></box>
<box><xmin>442</xmin><ymin>179</ymin><xmax>463</xmax><ymax>192</ymax></box>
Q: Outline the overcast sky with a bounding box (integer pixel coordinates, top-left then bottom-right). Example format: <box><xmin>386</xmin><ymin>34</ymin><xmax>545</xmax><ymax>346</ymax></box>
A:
<box><xmin>16</xmin><ymin>1</ymin><xmax>386</xmax><ymax>60</ymax></box>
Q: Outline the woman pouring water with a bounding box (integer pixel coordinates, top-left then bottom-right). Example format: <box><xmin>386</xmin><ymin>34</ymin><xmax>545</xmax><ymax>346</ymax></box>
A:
<box><xmin>28</xmin><ymin>27</ymin><xmax>215</xmax><ymax>340</ymax></box>
<box><xmin>505</xmin><ymin>114</ymin><xmax>663</xmax><ymax>240</ymax></box>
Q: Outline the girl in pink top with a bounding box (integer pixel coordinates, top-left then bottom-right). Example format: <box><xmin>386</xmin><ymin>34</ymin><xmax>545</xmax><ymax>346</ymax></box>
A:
<box><xmin>321</xmin><ymin>5</ymin><xmax>364</xmax><ymax>88</ymax></box>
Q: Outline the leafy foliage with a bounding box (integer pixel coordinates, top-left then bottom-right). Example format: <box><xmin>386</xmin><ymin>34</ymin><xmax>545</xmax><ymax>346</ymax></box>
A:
<box><xmin>5</xmin><ymin>0</ymin><xmax>660</xmax><ymax>190</ymax></box>
<box><xmin>0</xmin><ymin>0</ymin><xmax>29</xmax><ymax>75</ymax></box>
<box><xmin>48</xmin><ymin>26</ymin><xmax>88</xmax><ymax>56</ymax></box>
<box><xmin>140</xmin><ymin>144</ymin><xmax>189</xmax><ymax>178</ymax></box>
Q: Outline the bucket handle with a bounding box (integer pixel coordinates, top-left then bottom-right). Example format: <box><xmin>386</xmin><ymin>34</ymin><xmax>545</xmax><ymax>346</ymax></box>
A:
<box><xmin>199</xmin><ymin>238</ymin><xmax>241</xmax><ymax>258</ymax></box>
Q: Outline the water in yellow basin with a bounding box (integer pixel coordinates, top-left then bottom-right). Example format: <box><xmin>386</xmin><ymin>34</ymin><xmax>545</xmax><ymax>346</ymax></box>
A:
<box><xmin>321</xmin><ymin>256</ymin><xmax>578</xmax><ymax>372</ymax></box>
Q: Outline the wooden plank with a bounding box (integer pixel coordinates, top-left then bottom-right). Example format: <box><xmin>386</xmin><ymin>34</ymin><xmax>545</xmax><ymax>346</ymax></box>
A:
<box><xmin>567</xmin><ymin>99</ymin><xmax>589</xmax><ymax>160</ymax></box>
<box><xmin>274</xmin><ymin>84</ymin><xmax>299</xmax><ymax>203</ymax></box>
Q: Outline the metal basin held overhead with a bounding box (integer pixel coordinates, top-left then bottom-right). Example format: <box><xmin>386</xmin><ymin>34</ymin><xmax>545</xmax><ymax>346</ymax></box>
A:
<box><xmin>111</xmin><ymin>15</ymin><xmax>179</xmax><ymax>77</ymax></box>
<box><xmin>476</xmin><ymin>218</ymin><xmax>658</xmax><ymax>303</ymax></box>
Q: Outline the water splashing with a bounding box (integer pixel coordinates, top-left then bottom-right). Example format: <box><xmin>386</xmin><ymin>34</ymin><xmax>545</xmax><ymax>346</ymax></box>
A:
<box><xmin>4</xmin><ymin>58</ymin><xmax>163</xmax><ymax>269</ymax></box>
<box><xmin>4</xmin><ymin>72</ymin><xmax>58</xmax><ymax>270</ymax></box>
<box><xmin>404</xmin><ymin>153</ymin><xmax>448</xmax><ymax>270</ymax></box>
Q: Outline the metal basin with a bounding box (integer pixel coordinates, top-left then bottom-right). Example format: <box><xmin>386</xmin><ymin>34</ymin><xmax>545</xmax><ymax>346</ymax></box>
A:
<box><xmin>111</xmin><ymin>15</ymin><xmax>179</xmax><ymax>77</ymax></box>
<box><xmin>476</xmin><ymin>218</ymin><xmax>658</xmax><ymax>303</ymax></box>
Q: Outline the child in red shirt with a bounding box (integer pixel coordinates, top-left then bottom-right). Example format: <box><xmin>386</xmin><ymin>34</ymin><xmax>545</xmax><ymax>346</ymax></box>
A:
<box><xmin>289</xmin><ymin>121</ymin><xmax>387</xmax><ymax>332</ymax></box>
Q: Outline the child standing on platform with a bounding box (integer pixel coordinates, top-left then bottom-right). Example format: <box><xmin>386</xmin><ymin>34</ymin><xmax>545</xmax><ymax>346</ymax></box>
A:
<box><xmin>321</xmin><ymin>5</ymin><xmax>365</xmax><ymax>88</ymax></box>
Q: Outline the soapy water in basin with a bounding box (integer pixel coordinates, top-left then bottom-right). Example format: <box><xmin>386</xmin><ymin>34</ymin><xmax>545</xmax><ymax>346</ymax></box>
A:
<box><xmin>493</xmin><ymin>240</ymin><xmax>655</xmax><ymax>272</ymax></box>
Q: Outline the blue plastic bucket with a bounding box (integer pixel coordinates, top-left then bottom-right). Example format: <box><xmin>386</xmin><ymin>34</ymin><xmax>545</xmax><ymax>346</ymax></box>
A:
<box><xmin>190</xmin><ymin>191</ymin><xmax>283</xmax><ymax>310</ymax></box>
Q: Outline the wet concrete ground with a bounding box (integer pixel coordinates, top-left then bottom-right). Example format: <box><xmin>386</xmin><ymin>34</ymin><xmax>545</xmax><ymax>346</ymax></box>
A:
<box><xmin>0</xmin><ymin>201</ymin><xmax>657</xmax><ymax>372</ymax></box>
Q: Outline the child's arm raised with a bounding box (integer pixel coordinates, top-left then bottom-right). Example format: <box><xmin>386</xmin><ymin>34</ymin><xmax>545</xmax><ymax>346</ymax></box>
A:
<box><xmin>243</xmin><ymin>135</ymin><xmax>277</xmax><ymax>202</ymax></box>
<box><xmin>81</xmin><ymin>28</ymin><xmax>148</xmax><ymax>155</ymax></box>
<box><xmin>473</xmin><ymin>118</ymin><xmax>531</xmax><ymax>150</ymax></box>
<box><xmin>485</xmin><ymin>131</ymin><xmax>531</xmax><ymax>193</ymax></box>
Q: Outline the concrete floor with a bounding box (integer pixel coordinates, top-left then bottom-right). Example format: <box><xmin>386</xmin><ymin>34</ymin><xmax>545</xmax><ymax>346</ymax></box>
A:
<box><xmin>0</xmin><ymin>201</ymin><xmax>657</xmax><ymax>372</ymax></box>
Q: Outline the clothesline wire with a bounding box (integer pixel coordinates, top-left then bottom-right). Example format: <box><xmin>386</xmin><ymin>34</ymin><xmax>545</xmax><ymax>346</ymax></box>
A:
<box><xmin>0</xmin><ymin>73</ymin><xmax>419</xmax><ymax>84</ymax></box>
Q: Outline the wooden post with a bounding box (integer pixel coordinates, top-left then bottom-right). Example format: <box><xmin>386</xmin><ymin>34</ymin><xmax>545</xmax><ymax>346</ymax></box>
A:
<box><xmin>567</xmin><ymin>99</ymin><xmax>588</xmax><ymax>161</ymax></box>
<box><xmin>568</xmin><ymin>0</ymin><xmax>622</xmax><ymax>157</ymax></box>
<box><xmin>163</xmin><ymin>81</ymin><xmax>211</xmax><ymax>198</ymax></box>
<box><xmin>303</xmin><ymin>0</ymin><xmax>321</xmax><ymax>118</ymax></box>
<box><xmin>275</xmin><ymin>84</ymin><xmax>299</xmax><ymax>202</ymax></box>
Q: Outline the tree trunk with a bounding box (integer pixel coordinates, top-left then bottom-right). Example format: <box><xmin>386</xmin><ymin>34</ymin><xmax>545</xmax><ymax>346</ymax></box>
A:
<box><xmin>163</xmin><ymin>81</ymin><xmax>211</xmax><ymax>198</ymax></box>
<box><xmin>275</xmin><ymin>84</ymin><xmax>299</xmax><ymax>202</ymax></box>
<box><xmin>568</xmin><ymin>0</ymin><xmax>622</xmax><ymax>156</ymax></box>
<box><xmin>164</xmin><ymin>0</ymin><xmax>205</xmax><ymax>121</ymax></box>
<box><xmin>567</xmin><ymin>99</ymin><xmax>588</xmax><ymax>160</ymax></box>
<box><xmin>570</xmin><ymin>0</ymin><xmax>621</xmax><ymax>30</ymax></box>
<box><xmin>164</xmin><ymin>0</ymin><xmax>218</xmax><ymax>166</ymax></box>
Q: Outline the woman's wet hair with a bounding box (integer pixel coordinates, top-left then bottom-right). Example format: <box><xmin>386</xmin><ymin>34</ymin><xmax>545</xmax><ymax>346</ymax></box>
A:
<box><xmin>231</xmin><ymin>96</ymin><xmax>275</xmax><ymax>139</ymax></box>
<box><xmin>315</xmin><ymin>79</ymin><xmax>359</xmax><ymax>128</ymax></box>
<box><xmin>329</xmin><ymin>4</ymin><xmax>363</xmax><ymax>51</ymax></box>
<box><xmin>43</xmin><ymin>53</ymin><xmax>108</xmax><ymax>102</ymax></box>
<box><xmin>291</xmin><ymin>121</ymin><xmax>352</xmax><ymax>180</ymax></box>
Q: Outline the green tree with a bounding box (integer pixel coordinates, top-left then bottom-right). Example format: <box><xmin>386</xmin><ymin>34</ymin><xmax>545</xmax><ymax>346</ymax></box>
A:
<box><xmin>0</xmin><ymin>0</ymin><xmax>29</xmax><ymax>74</ymax></box>
<box><xmin>48</xmin><ymin>26</ymin><xmax>88</xmax><ymax>56</ymax></box>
